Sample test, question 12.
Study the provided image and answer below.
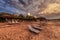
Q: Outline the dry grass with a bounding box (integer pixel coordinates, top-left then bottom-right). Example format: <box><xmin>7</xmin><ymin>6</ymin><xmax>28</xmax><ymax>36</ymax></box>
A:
<box><xmin>0</xmin><ymin>21</ymin><xmax>60</xmax><ymax>40</ymax></box>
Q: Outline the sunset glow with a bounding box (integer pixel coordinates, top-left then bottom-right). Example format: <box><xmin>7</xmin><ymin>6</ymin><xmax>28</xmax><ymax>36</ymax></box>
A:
<box><xmin>27</xmin><ymin>13</ymin><xmax>32</xmax><ymax>16</ymax></box>
<box><xmin>41</xmin><ymin>3</ymin><xmax>60</xmax><ymax>15</ymax></box>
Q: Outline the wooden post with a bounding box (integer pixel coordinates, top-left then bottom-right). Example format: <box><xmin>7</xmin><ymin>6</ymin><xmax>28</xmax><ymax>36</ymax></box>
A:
<box><xmin>15</xmin><ymin>19</ymin><xmax>19</xmax><ymax>23</ymax></box>
<box><xmin>12</xmin><ymin>19</ymin><xmax>15</xmax><ymax>23</ymax></box>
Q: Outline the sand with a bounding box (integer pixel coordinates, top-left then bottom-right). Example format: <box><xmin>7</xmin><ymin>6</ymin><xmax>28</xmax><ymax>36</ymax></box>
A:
<box><xmin>0</xmin><ymin>21</ymin><xmax>60</xmax><ymax>40</ymax></box>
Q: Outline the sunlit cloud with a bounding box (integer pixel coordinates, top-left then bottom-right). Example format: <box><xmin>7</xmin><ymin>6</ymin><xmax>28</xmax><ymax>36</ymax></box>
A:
<box><xmin>40</xmin><ymin>3</ymin><xmax>60</xmax><ymax>15</ymax></box>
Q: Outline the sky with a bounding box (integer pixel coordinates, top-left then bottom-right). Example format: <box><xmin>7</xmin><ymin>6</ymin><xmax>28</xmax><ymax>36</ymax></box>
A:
<box><xmin>0</xmin><ymin>0</ymin><xmax>22</xmax><ymax>14</ymax></box>
<box><xmin>0</xmin><ymin>0</ymin><xmax>60</xmax><ymax>15</ymax></box>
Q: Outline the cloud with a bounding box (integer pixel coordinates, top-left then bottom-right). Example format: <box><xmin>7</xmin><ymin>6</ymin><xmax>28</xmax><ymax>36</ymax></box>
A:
<box><xmin>0</xmin><ymin>0</ymin><xmax>5</xmax><ymax>3</ymax></box>
<box><xmin>0</xmin><ymin>0</ymin><xmax>60</xmax><ymax>16</ymax></box>
<box><xmin>41</xmin><ymin>3</ymin><xmax>60</xmax><ymax>15</ymax></box>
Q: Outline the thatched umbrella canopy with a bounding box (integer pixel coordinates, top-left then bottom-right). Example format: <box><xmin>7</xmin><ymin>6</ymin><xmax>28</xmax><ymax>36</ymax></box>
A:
<box><xmin>0</xmin><ymin>12</ymin><xmax>20</xmax><ymax>23</ymax></box>
<box><xmin>0</xmin><ymin>13</ymin><xmax>19</xmax><ymax>19</ymax></box>
<box><xmin>37</xmin><ymin>17</ymin><xmax>47</xmax><ymax>21</ymax></box>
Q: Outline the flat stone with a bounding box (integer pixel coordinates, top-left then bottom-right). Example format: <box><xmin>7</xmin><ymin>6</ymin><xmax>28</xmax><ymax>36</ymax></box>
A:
<box><xmin>28</xmin><ymin>25</ymin><xmax>40</xmax><ymax>34</ymax></box>
<box><xmin>32</xmin><ymin>25</ymin><xmax>42</xmax><ymax>30</ymax></box>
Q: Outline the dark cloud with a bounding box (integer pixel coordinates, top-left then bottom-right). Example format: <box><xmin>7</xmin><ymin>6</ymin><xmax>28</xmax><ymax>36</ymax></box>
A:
<box><xmin>19</xmin><ymin>0</ymin><xmax>26</xmax><ymax>5</ymax></box>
